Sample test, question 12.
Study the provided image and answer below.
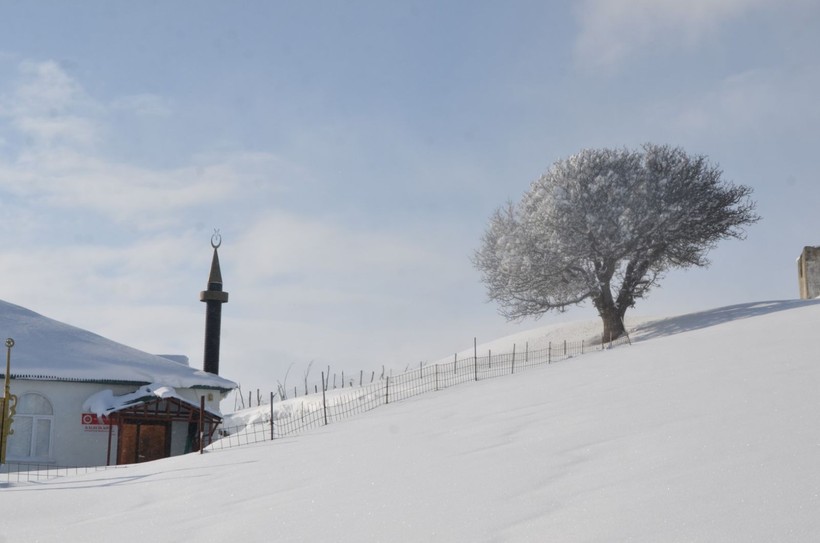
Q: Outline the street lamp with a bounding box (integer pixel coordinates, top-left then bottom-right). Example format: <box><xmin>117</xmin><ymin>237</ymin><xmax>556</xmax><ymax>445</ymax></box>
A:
<box><xmin>0</xmin><ymin>338</ymin><xmax>17</xmax><ymax>464</ymax></box>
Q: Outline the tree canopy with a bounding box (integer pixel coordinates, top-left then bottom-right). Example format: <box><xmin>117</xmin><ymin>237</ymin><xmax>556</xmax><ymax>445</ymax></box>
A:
<box><xmin>473</xmin><ymin>144</ymin><xmax>760</xmax><ymax>340</ymax></box>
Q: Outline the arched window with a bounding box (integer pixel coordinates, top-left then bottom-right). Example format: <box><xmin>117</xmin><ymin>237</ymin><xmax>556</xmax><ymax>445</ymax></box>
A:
<box><xmin>8</xmin><ymin>393</ymin><xmax>54</xmax><ymax>461</ymax></box>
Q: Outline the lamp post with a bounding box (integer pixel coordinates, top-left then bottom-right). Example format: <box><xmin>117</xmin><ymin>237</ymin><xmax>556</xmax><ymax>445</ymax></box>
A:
<box><xmin>0</xmin><ymin>338</ymin><xmax>17</xmax><ymax>464</ymax></box>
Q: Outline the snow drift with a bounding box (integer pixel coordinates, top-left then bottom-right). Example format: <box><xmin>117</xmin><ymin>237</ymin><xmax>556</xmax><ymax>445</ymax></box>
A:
<box><xmin>2</xmin><ymin>299</ymin><xmax>819</xmax><ymax>542</ymax></box>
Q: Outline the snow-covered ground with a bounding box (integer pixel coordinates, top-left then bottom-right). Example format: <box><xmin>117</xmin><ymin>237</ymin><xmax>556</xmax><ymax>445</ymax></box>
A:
<box><xmin>2</xmin><ymin>299</ymin><xmax>819</xmax><ymax>542</ymax></box>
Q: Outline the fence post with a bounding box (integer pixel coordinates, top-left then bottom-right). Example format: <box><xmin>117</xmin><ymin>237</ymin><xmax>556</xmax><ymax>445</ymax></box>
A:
<box><xmin>199</xmin><ymin>395</ymin><xmax>205</xmax><ymax>454</ymax></box>
<box><xmin>321</xmin><ymin>372</ymin><xmax>328</xmax><ymax>426</ymax></box>
<box><xmin>435</xmin><ymin>364</ymin><xmax>439</xmax><ymax>391</ymax></box>
<box><xmin>270</xmin><ymin>392</ymin><xmax>274</xmax><ymax>440</ymax></box>
<box><xmin>581</xmin><ymin>339</ymin><xmax>584</xmax><ymax>355</ymax></box>
<box><xmin>564</xmin><ymin>340</ymin><xmax>567</xmax><ymax>356</ymax></box>
<box><xmin>548</xmin><ymin>341</ymin><xmax>551</xmax><ymax>364</ymax></box>
<box><xmin>385</xmin><ymin>375</ymin><xmax>390</xmax><ymax>404</ymax></box>
<box><xmin>474</xmin><ymin>337</ymin><xmax>478</xmax><ymax>381</ymax></box>
<box><xmin>488</xmin><ymin>349</ymin><xmax>492</xmax><ymax>369</ymax></box>
<box><xmin>511</xmin><ymin>343</ymin><xmax>516</xmax><ymax>374</ymax></box>
<box><xmin>454</xmin><ymin>353</ymin><xmax>457</xmax><ymax>375</ymax></box>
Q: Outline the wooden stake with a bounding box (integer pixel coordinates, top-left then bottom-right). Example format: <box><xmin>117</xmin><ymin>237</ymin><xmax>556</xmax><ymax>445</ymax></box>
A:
<box><xmin>474</xmin><ymin>337</ymin><xmax>478</xmax><ymax>381</ymax></box>
<box><xmin>321</xmin><ymin>372</ymin><xmax>328</xmax><ymax>425</ymax></box>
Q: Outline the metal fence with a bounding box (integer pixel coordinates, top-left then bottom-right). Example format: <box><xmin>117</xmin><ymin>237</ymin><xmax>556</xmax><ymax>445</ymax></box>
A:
<box><xmin>210</xmin><ymin>335</ymin><xmax>630</xmax><ymax>451</ymax></box>
<box><xmin>0</xmin><ymin>461</ymin><xmax>125</xmax><ymax>484</ymax></box>
<box><xmin>0</xmin><ymin>336</ymin><xmax>628</xmax><ymax>483</ymax></box>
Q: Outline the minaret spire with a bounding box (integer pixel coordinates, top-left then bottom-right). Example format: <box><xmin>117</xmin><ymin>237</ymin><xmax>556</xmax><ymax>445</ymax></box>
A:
<box><xmin>200</xmin><ymin>230</ymin><xmax>229</xmax><ymax>375</ymax></box>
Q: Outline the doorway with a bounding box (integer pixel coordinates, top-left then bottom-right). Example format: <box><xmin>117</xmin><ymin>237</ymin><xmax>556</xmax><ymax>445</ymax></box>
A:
<box><xmin>117</xmin><ymin>421</ymin><xmax>170</xmax><ymax>464</ymax></box>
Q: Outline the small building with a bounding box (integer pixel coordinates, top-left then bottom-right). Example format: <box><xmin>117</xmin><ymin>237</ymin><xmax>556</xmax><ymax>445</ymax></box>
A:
<box><xmin>1</xmin><ymin>236</ymin><xmax>237</xmax><ymax>467</ymax></box>
<box><xmin>797</xmin><ymin>246</ymin><xmax>820</xmax><ymax>299</ymax></box>
<box><xmin>1</xmin><ymin>299</ymin><xmax>236</xmax><ymax>467</ymax></box>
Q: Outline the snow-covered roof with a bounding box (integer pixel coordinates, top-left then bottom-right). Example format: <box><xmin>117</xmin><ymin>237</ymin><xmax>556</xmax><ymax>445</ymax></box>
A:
<box><xmin>0</xmin><ymin>299</ymin><xmax>236</xmax><ymax>391</ymax></box>
<box><xmin>83</xmin><ymin>384</ymin><xmax>222</xmax><ymax>417</ymax></box>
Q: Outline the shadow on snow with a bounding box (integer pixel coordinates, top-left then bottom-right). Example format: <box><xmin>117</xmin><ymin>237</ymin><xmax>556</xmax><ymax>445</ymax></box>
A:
<box><xmin>633</xmin><ymin>299</ymin><xmax>820</xmax><ymax>341</ymax></box>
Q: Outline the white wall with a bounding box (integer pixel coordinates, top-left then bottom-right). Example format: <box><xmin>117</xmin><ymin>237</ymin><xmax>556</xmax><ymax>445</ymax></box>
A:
<box><xmin>6</xmin><ymin>379</ymin><xmax>227</xmax><ymax>467</ymax></box>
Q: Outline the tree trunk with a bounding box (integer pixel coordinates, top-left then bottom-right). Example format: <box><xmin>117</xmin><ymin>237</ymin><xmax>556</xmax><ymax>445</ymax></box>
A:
<box><xmin>597</xmin><ymin>300</ymin><xmax>626</xmax><ymax>343</ymax></box>
<box><xmin>600</xmin><ymin>310</ymin><xmax>625</xmax><ymax>343</ymax></box>
<box><xmin>592</xmin><ymin>263</ymin><xmax>627</xmax><ymax>343</ymax></box>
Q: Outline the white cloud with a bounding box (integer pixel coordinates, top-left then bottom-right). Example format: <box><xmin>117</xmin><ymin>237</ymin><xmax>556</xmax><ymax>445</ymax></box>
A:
<box><xmin>0</xmin><ymin>234</ymin><xmax>201</xmax><ymax>306</ymax></box>
<box><xmin>0</xmin><ymin>60</ymin><xmax>300</xmax><ymax>227</ymax></box>
<box><xmin>226</xmin><ymin>211</ymin><xmax>464</xmax><ymax>318</ymax></box>
<box><xmin>13</xmin><ymin>59</ymin><xmax>92</xmax><ymax>113</ymax></box>
<box><xmin>645</xmin><ymin>65</ymin><xmax>820</xmax><ymax>139</ymax></box>
<box><xmin>233</xmin><ymin>213</ymin><xmax>434</xmax><ymax>282</ymax></box>
<box><xmin>0</xmin><ymin>60</ymin><xmax>102</xmax><ymax>148</ymax></box>
<box><xmin>573</xmin><ymin>0</ymin><xmax>771</xmax><ymax>71</ymax></box>
<box><xmin>0</xmin><ymin>148</ymin><xmax>287</xmax><ymax>228</ymax></box>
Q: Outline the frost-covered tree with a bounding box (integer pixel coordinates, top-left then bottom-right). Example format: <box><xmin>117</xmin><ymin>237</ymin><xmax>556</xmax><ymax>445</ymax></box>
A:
<box><xmin>474</xmin><ymin>144</ymin><xmax>759</xmax><ymax>341</ymax></box>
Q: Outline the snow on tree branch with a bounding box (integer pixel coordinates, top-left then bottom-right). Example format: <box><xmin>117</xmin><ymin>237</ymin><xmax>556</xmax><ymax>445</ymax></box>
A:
<box><xmin>473</xmin><ymin>144</ymin><xmax>760</xmax><ymax>340</ymax></box>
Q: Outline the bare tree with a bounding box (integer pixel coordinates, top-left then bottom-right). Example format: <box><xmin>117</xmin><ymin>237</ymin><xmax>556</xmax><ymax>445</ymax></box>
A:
<box><xmin>474</xmin><ymin>144</ymin><xmax>759</xmax><ymax>340</ymax></box>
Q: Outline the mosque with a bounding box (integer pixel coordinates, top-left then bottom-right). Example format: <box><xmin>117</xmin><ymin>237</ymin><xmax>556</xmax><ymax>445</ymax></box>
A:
<box><xmin>0</xmin><ymin>237</ymin><xmax>236</xmax><ymax>467</ymax></box>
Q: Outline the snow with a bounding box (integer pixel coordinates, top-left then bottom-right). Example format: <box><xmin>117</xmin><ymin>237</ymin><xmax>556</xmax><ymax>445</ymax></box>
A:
<box><xmin>441</xmin><ymin>314</ymin><xmax>653</xmax><ymax>361</ymax></box>
<box><xmin>82</xmin><ymin>383</ymin><xmax>221</xmax><ymax>418</ymax></box>
<box><xmin>0</xmin><ymin>299</ymin><xmax>235</xmax><ymax>391</ymax></box>
<box><xmin>2</xmin><ymin>299</ymin><xmax>820</xmax><ymax>542</ymax></box>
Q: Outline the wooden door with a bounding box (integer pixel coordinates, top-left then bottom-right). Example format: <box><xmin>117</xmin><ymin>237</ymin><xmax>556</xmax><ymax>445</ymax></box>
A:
<box><xmin>117</xmin><ymin>422</ymin><xmax>170</xmax><ymax>464</ymax></box>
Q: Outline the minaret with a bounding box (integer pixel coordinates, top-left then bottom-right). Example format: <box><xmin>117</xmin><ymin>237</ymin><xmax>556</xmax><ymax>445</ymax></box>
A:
<box><xmin>200</xmin><ymin>231</ymin><xmax>229</xmax><ymax>375</ymax></box>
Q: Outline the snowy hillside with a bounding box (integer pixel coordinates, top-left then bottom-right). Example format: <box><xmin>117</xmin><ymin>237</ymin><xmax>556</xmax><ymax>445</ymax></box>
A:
<box><xmin>2</xmin><ymin>299</ymin><xmax>819</xmax><ymax>542</ymax></box>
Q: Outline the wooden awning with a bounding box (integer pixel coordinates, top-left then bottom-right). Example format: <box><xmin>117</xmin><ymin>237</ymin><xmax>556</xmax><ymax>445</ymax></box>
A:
<box><xmin>105</xmin><ymin>397</ymin><xmax>222</xmax><ymax>465</ymax></box>
<box><xmin>107</xmin><ymin>396</ymin><xmax>222</xmax><ymax>426</ymax></box>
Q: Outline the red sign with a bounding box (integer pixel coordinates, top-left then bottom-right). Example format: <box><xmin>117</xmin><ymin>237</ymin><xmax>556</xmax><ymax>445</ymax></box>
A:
<box><xmin>81</xmin><ymin>413</ymin><xmax>110</xmax><ymax>428</ymax></box>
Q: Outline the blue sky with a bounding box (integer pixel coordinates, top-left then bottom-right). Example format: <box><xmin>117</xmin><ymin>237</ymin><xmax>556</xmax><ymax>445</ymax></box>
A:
<box><xmin>0</xmin><ymin>1</ymin><xmax>818</xmax><ymax>392</ymax></box>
